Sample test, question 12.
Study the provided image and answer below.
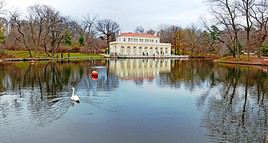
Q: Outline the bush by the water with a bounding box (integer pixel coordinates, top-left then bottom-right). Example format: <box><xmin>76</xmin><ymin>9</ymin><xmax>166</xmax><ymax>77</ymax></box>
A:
<box><xmin>0</xmin><ymin>50</ymin><xmax>13</xmax><ymax>58</ymax></box>
<box><xmin>262</xmin><ymin>46</ymin><xmax>268</xmax><ymax>56</ymax></box>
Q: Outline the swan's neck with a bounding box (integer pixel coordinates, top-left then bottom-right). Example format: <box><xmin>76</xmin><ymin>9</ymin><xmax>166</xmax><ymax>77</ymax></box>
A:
<box><xmin>72</xmin><ymin>88</ymin><xmax>75</xmax><ymax>96</ymax></box>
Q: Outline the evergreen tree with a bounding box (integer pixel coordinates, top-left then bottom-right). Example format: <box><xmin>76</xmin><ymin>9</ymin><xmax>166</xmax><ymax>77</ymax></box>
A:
<box><xmin>64</xmin><ymin>31</ymin><xmax>72</xmax><ymax>46</ymax></box>
<box><xmin>210</xmin><ymin>25</ymin><xmax>220</xmax><ymax>41</ymax></box>
<box><xmin>79</xmin><ymin>35</ymin><xmax>85</xmax><ymax>46</ymax></box>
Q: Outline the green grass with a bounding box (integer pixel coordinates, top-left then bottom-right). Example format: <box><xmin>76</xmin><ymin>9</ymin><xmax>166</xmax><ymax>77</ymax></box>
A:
<box><xmin>61</xmin><ymin>53</ymin><xmax>104</xmax><ymax>60</ymax></box>
<box><xmin>216</xmin><ymin>55</ymin><xmax>255</xmax><ymax>62</ymax></box>
<box><xmin>214</xmin><ymin>55</ymin><xmax>268</xmax><ymax>66</ymax></box>
<box><xmin>3</xmin><ymin>50</ymin><xmax>104</xmax><ymax>60</ymax></box>
<box><xmin>6</xmin><ymin>51</ymin><xmax>48</xmax><ymax>58</ymax></box>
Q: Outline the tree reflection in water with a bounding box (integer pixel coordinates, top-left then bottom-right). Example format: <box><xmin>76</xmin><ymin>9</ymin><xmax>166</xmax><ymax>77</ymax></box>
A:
<box><xmin>109</xmin><ymin>59</ymin><xmax>268</xmax><ymax>142</ymax></box>
<box><xmin>0</xmin><ymin>59</ymin><xmax>268</xmax><ymax>142</ymax></box>
<box><xmin>200</xmin><ymin>66</ymin><xmax>268</xmax><ymax>143</ymax></box>
<box><xmin>0</xmin><ymin>60</ymin><xmax>118</xmax><ymax>127</ymax></box>
<box><xmin>158</xmin><ymin>60</ymin><xmax>268</xmax><ymax>142</ymax></box>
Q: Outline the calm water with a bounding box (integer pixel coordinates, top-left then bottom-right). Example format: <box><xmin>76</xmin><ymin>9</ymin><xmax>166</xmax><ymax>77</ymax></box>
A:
<box><xmin>0</xmin><ymin>59</ymin><xmax>268</xmax><ymax>143</ymax></box>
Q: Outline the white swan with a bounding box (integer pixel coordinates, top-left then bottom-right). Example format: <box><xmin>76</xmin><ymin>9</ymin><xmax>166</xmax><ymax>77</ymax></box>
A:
<box><xmin>71</xmin><ymin>87</ymin><xmax>80</xmax><ymax>103</ymax></box>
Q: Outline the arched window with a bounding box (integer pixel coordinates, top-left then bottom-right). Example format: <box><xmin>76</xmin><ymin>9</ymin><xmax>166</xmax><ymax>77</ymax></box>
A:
<box><xmin>120</xmin><ymin>46</ymin><xmax>125</xmax><ymax>55</ymax></box>
<box><xmin>165</xmin><ymin>47</ymin><xmax>168</xmax><ymax>54</ymax></box>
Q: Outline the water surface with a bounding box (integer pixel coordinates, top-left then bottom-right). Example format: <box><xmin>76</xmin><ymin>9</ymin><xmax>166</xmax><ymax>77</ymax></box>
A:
<box><xmin>0</xmin><ymin>59</ymin><xmax>268</xmax><ymax>143</ymax></box>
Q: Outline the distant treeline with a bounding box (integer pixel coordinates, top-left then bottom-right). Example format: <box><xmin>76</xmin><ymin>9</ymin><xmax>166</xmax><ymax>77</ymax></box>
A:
<box><xmin>0</xmin><ymin>0</ymin><xmax>268</xmax><ymax>58</ymax></box>
<box><xmin>136</xmin><ymin>0</ymin><xmax>268</xmax><ymax>58</ymax></box>
<box><xmin>0</xmin><ymin>2</ymin><xmax>121</xmax><ymax>57</ymax></box>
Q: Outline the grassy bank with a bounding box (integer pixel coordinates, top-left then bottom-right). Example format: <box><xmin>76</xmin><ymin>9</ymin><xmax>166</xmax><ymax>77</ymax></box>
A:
<box><xmin>0</xmin><ymin>50</ymin><xmax>105</xmax><ymax>61</ymax></box>
<box><xmin>214</xmin><ymin>56</ymin><xmax>268</xmax><ymax>66</ymax></box>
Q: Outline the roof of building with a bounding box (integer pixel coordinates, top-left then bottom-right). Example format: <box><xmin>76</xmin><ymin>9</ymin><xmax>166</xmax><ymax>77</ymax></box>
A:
<box><xmin>120</xmin><ymin>32</ymin><xmax>159</xmax><ymax>38</ymax></box>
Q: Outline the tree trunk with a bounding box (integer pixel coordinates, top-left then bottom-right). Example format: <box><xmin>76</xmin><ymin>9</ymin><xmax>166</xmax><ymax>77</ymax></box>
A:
<box><xmin>247</xmin><ymin>33</ymin><xmax>250</xmax><ymax>61</ymax></box>
<box><xmin>27</xmin><ymin>49</ymin><xmax>32</xmax><ymax>58</ymax></box>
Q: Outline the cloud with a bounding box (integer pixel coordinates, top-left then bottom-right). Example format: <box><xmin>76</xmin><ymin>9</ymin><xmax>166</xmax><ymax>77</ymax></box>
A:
<box><xmin>5</xmin><ymin>0</ymin><xmax>211</xmax><ymax>31</ymax></box>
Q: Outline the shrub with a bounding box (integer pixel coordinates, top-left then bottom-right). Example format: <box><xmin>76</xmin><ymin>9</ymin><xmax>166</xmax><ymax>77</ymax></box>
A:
<box><xmin>0</xmin><ymin>50</ymin><xmax>13</xmax><ymax>58</ymax></box>
<box><xmin>79</xmin><ymin>36</ymin><xmax>85</xmax><ymax>46</ymax></box>
<box><xmin>261</xmin><ymin>46</ymin><xmax>268</xmax><ymax>56</ymax></box>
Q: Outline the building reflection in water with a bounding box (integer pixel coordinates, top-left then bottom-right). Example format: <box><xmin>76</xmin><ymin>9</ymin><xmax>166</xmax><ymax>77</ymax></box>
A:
<box><xmin>109</xmin><ymin>59</ymin><xmax>171</xmax><ymax>81</ymax></box>
<box><xmin>0</xmin><ymin>60</ymin><xmax>268</xmax><ymax>143</ymax></box>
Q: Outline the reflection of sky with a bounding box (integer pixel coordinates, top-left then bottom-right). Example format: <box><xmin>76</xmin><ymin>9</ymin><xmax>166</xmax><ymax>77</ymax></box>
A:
<box><xmin>44</xmin><ymin>62</ymin><xmax>212</xmax><ymax>143</ymax></box>
<box><xmin>77</xmin><ymin>67</ymin><xmax>119</xmax><ymax>97</ymax></box>
<box><xmin>0</xmin><ymin>61</ymin><xmax>268</xmax><ymax>143</ymax></box>
<box><xmin>61</xmin><ymin>78</ymin><xmax>210</xmax><ymax>143</ymax></box>
<box><xmin>0</xmin><ymin>88</ymin><xmax>72</xmax><ymax>143</ymax></box>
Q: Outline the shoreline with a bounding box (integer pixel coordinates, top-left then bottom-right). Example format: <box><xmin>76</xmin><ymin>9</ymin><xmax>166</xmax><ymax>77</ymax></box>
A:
<box><xmin>0</xmin><ymin>55</ymin><xmax>207</xmax><ymax>62</ymax></box>
<box><xmin>1</xmin><ymin>55</ymin><xmax>268</xmax><ymax>67</ymax></box>
<box><xmin>0</xmin><ymin>51</ymin><xmax>105</xmax><ymax>62</ymax></box>
<box><xmin>0</xmin><ymin>57</ymin><xmax>105</xmax><ymax>62</ymax></box>
<box><xmin>214</xmin><ymin>60</ymin><xmax>268</xmax><ymax>66</ymax></box>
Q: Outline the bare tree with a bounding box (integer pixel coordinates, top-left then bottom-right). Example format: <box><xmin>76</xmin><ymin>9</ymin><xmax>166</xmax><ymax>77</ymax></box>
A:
<box><xmin>159</xmin><ymin>25</ymin><xmax>181</xmax><ymax>54</ymax></box>
<box><xmin>41</xmin><ymin>6</ymin><xmax>68</xmax><ymax>57</ymax></box>
<box><xmin>0</xmin><ymin>1</ymin><xmax>8</xmax><ymax>49</ymax></box>
<box><xmin>185</xmin><ymin>24</ymin><xmax>200</xmax><ymax>56</ymax></box>
<box><xmin>201</xmin><ymin>18</ymin><xmax>222</xmax><ymax>55</ymax></box>
<box><xmin>175</xmin><ymin>28</ymin><xmax>187</xmax><ymax>55</ymax></box>
<box><xmin>250</xmin><ymin>0</ymin><xmax>268</xmax><ymax>57</ymax></box>
<box><xmin>10</xmin><ymin>11</ymin><xmax>33</xmax><ymax>57</ymax></box>
<box><xmin>81</xmin><ymin>14</ymin><xmax>97</xmax><ymax>39</ymax></box>
<box><xmin>28</xmin><ymin>5</ymin><xmax>48</xmax><ymax>47</ymax></box>
<box><xmin>96</xmin><ymin>19</ymin><xmax>120</xmax><ymax>49</ymax></box>
<box><xmin>210</xmin><ymin>0</ymin><xmax>240</xmax><ymax>59</ymax></box>
<box><xmin>238</xmin><ymin>0</ymin><xmax>255</xmax><ymax>60</ymax></box>
<box><xmin>81</xmin><ymin>14</ymin><xmax>97</xmax><ymax>52</ymax></box>
<box><xmin>146</xmin><ymin>29</ymin><xmax>156</xmax><ymax>35</ymax></box>
<box><xmin>9</xmin><ymin>5</ymin><xmax>70</xmax><ymax>57</ymax></box>
<box><xmin>159</xmin><ymin>24</ymin><xmax>173</xmax><ymax>43</ymax></box>
<box><xmin>135</xmin><ymin>26</ymin><xmax>145</xmax><ymax>33</ymax></box>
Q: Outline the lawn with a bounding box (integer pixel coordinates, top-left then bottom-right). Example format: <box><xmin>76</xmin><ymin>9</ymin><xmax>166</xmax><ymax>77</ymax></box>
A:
<box><xmin>2</xmin><ymin>50</ymin><xmax>104</xmax><ymax>61</ymax></box>
<box><xmin>215</xmin><ymin>55</ymin><xmax>268</xmax><ymax>66</ymax></box>
<box><xmin>216</xmin><ymin>55</ymin><xmax>253</xmax><ymax>61</ymax></box>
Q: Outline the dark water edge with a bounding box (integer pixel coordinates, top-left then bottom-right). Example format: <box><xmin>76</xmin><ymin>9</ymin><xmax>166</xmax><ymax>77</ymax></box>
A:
<box><xmin>0</xmin><ymin>59</ymin><xmax>267</xmax><ymax>143</ymax></box>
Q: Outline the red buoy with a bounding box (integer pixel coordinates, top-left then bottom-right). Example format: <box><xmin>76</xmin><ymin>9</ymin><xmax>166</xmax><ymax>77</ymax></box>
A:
<box><xmin>91</xmin><ymin>71</ymin><xmax>98</xmax><ymax>81</ymax></box>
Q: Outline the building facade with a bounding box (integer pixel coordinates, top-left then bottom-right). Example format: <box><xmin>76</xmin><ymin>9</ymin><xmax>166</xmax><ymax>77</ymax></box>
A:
<box><xmin>109</xmin><ymin>32</ymin><xmax>171</xmax><ymax>57</ymax></box>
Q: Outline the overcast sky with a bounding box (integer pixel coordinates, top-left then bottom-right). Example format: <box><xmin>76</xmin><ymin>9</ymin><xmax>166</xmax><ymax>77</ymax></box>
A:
<box><xmin>5</xmin><ymin>0</ymin><xmax>211</xmax><ymax>31</ymax></box>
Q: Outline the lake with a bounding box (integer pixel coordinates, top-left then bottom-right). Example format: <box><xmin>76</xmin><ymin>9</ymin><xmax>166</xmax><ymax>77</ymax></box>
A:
<box><xmin>0</xmin><ymin>59</ymin><xmax>267</xmax><ymax>143</ymax></box>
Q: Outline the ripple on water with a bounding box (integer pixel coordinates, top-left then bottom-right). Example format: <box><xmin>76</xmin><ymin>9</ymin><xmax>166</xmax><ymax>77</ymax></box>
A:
<box><xmin>0</xmin><ymin>90</ymin><xmax>72</xmax><ymax>142</ymax></box>
<box><xmin>0</xmin><ymin>60</ymin><xmax>268</xmax><ymax>143</ymax></box>
<box><xmin>200</xmin><ymin>86</ymin><xmax>268</xmax><ymax>143</ymax></box>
